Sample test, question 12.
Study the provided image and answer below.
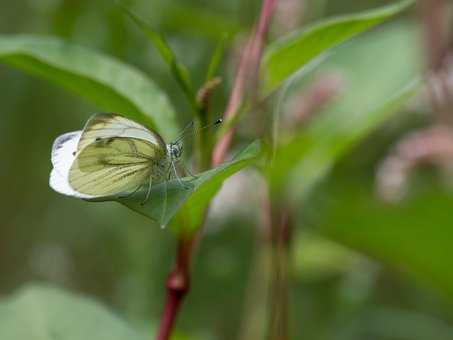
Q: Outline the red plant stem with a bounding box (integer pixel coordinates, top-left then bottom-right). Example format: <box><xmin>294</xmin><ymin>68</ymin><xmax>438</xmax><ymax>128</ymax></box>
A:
<box><xmin>156</xmin><ymin>235</ymin><xmax>194</xmax><ymax>340</ymax></box>
<box><xmin>418</xmin><ymin>0</ymin><xmax>453</xmax><ymax>123</ymax></box>
<box><xmin>418</xmin><ymin>0</ymin><xmax>447</xmax><ymax>71</ymax></box>
<box><xmin>156</xmin><ymin>289</ymin><xmax>184</xmax><ymax>340</ymax></box>
<box><xmin>212</xmin><ymin>0</ymin><xmax>278</xmax><ymax>166</ymax></box>
<box><xmin>156</xmin><ymin>1</ymin><xmax>278</xmax><ymax>338</ymax></box>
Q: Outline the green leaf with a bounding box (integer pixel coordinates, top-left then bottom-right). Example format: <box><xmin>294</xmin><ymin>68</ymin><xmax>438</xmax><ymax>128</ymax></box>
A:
<box><xmin>0</xmin><ymin>34</ymin><xmax>178</xmax><ymax>140</ymax></box>
<box><xmin>0</xmin><ymin>284</ymin><xmax>146</xmax><ymax>340</ymax></box>
<box><xmin>119</xmin><ymin>141</ymin><xmax>261</xmax><ymax>232</ymax></box>
<box><xmin>314</xmin><ymin>178</ymin><xmax>453</xmax><ymax>301</ymax></box>
<box><xmin>121</xmin><ymin>7</ymin><xmax>198</xmax><ymax>114</ymax></box>
<box><xmin>270</xmin><ymin>22</ymin><xmax>421</xmax><ymax>202</ymax></box>
<box><xmin>260</xmin><ymin>0</ymin><xmax>415</xmax><ymax>95</ymax></box>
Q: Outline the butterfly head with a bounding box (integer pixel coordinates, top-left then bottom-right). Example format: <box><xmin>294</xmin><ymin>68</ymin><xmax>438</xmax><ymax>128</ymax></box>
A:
<box><xmin>167</xmin><ymin>118</ymin><xmax>223</xmax><ymax>162</ymax></box>
<box><xmin>168</xmin><ymin>141</ymin><xmax>183</xmax><ymax>160</ymax></box>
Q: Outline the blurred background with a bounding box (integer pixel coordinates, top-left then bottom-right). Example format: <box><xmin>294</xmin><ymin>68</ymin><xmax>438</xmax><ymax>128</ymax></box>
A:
<box><xmin>1</xmin><ymin>0</ymin><xmax>453</xmax><ymax>339</ymax></box>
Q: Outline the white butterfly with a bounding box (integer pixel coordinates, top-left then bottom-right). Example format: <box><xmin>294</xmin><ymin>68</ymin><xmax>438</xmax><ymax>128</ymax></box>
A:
<box><xmin>49</xmin><ymin>113</ymin><xmax>185</xmax><ymax>202</ymax></box>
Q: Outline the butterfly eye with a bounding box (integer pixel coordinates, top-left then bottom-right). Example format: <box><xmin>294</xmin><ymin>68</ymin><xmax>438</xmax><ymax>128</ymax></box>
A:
<box><xmin>170</xmin><ymin>144</ymin><xmax>182</xmax><ymax>158</ymax></box>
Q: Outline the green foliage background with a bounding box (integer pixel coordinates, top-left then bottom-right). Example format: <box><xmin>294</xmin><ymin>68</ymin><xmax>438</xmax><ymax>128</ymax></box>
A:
<box><xmin>0</xmin><ymin>0</ymin><xmax>452</xmax><ymax>339</ymax></box>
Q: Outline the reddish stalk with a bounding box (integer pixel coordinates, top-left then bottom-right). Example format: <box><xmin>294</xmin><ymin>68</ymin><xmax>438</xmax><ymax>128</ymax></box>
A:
<box><xmin>212</xmin><ymin>0</ymin><xmax>278</xmax><ymax>166</ymax></box>
<box><xmin>156</xmin><ymin>1</ymin><xmax>278</xmax><ymax>339</ymax></box>
<box><xmin>418</xmin><ymin>0</ymin><xmax>447</xmax><ymax>71</ymax></box>
<box><xmin>156</xmin><ymin>285</ymin><xmax>185</xmax><ymax>340</ymax></box>
<box><xmin>155</xmin><ymin>235</ymin><xmax>195</xmax><ymax>340</ymax></box>
<box><xmin>418</xmin><ymin>0</ymin><xmax>453</xmax><ymax>123</ymax></box>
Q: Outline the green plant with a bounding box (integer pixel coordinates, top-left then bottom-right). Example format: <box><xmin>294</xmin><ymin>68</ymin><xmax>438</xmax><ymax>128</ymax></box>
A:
<box><xmin>0</xmin><ymin>0</ymin><xmax>422</xmax><ymax>339</ymax></box>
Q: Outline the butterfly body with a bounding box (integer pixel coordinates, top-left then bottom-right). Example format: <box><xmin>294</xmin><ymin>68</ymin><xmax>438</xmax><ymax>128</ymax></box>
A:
<box><xmin>50</xmin><ymin>113</ymin><xmax>181</xmax><ymax>200</ymax></box>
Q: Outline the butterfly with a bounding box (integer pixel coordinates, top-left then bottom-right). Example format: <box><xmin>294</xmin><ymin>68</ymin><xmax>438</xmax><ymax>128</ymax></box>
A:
<box><xmin>50</xmin><ymin>113</ymin><xmax>197</xmax><ymax>202</ymax></box>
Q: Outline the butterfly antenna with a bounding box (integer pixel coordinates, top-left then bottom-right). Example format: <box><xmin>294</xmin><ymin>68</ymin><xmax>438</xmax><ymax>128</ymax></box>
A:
<box><xmin>174</xmin><ymin>121</ymin><xmax>194</xmax><ymax>141</ymax></box>
<box><xmin>174</xmin><ymin>118</ymin><xmax>223</xmax><ymax>143</ymax></box>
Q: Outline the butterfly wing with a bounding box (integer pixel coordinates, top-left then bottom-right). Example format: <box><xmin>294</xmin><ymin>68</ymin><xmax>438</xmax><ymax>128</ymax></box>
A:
<box><xmin>68</xmin><ymin>137</ymin><xmax>168</xmax><ymax>197</ymax></box>
<box><xmin>50</xmin><ymin>131</ymin><xmax>94</xmax><ymax>199</ymax></box>
<box><xmin>77</xmin><ymin>113</ymin><xmax>166</xmax><ymax>153</ymax></box>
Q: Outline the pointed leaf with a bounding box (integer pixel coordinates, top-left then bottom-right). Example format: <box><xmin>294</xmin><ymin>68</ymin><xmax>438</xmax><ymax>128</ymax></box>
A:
<box><xmin>0</xmin><ymin>34</ymin><xmax>178</xmax><ymax>140</ymax></box>
<box><xmin>119</xmin><ymin>141</ymin><xmax>261</xmax><ymax>232</ymax></box>
<box><xmin>260</xmin><ymin>0</ymin><xmax>415</xmax><ymax>96</ymax></box>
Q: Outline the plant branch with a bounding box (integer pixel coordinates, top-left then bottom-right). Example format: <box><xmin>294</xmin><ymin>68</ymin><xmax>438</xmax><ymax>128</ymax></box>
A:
<box><xmin>418</xmin><ymin>0</ymin><xmax>447</xmax><ymax>71</ymax></box>
<box><xmin>156</xmin><ymin>234</ymin><xmax>196</xmax><ymax>340</ymax></box>
<box><xmin>212</xmin><ymin>0</ymin><xmax>278</xmax><ymax>166</ymax></box>
<box><xmin>156</xmin><ymin>1</ymin><xmax>278</xmax><ymax>338</ymax></box>
<box><xmin>418</xmin><ymin>0</ymin><xmax>453</xmax><ymax>123</ymax></box>
<box><xmin>238</xmin><ymin>186</ymin><xmax>274</xmax><ymax>340</ymax></box>
<box><xmin>268</xmin><ymin>204</ymin><xmax>292</xmax><ymax>340</ymax></box>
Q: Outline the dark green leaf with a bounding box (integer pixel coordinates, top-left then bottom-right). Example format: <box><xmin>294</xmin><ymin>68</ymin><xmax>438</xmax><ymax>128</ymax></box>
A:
<box><xmin>119</xmin><ymin>141</ymin><xmax>261</xmax><ymax>232</ymax></box>
<box><xmin>261</xmin><ymin>0</ymin><xmax>415</xmax><ymax>95</ymax></box>
<box><xmin>0</xmin><ymin>34</ymin><xmax>178</xmax><ymax>140</ymax></box>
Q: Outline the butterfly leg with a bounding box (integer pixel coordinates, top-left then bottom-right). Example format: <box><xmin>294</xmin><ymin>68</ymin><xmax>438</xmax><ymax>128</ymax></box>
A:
<box><xmin>119</xmin><ymin>184</ymin><xmax>142</xmax><ymax>199</ymax></box>
<box><xmin>171</xmin><ymin>161</ymin><xmax>191</xmax><ymax>189</ymax></box>
<box><xmin>181</xmin><ymin>162</ymin><xmax>198</xmax><ymax>180</ymax></box>
<box><xmin>167</xmin><ymin>164</ymin><xmax>172</xmax><ymax>180</ymax></box>
<box><xmin>160</xmin><ymin>180</ymin><xmax>168</xmax><ymax>229</ymax></box>
<box><xmin>141</xmin><ymin>176</ymin><xmax>153</xmax><ymax>205</ymax></box>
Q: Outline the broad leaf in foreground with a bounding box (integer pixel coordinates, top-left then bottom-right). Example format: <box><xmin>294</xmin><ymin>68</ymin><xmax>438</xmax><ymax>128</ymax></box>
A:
<box><xmin>0</xmin><ymin>34</ymin><xmax>178</xmax><ymax>140</ymax></box>
<box><xmin>0</xmin><ymin>285</ymin><xmax>146</xmax><ymax>340</ymax></box>
<box><xmin>119</xmin><ymin>141</ymin><xmax>261</xmax><ymax>231</ymax></box>
<box><xmin>260</xmin><ymin>0</ymin><xmax>415</xmax><ymax>96</ymax></box>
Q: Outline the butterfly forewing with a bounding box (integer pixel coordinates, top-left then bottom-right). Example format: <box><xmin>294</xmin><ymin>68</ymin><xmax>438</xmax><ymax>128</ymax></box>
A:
<box><xmin>69</xmin><ymin>137</ymin><xmax>167</xmax><ymax>197</ymax></box>
<box><xmin>77</xmin><ymin>113</ymin><xmax>166</xmax><ymax>153</ymax></box>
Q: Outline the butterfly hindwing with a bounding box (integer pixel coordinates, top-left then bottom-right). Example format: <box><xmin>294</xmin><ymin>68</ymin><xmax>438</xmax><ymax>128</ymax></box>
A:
<box><xmin>69</xmin><ymin>137</ymin><xmax>168</xmax><ymax>197</ymax></box>
<box><xmin>50</xmin><ymin>131</ymin><xmax>94</xmax><ymax>199</ymax></box>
